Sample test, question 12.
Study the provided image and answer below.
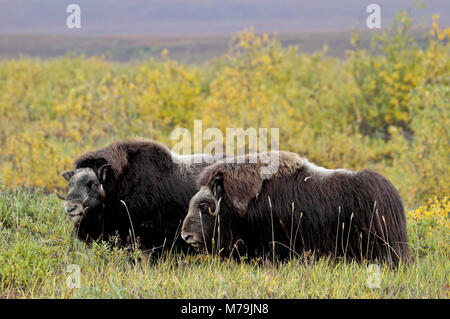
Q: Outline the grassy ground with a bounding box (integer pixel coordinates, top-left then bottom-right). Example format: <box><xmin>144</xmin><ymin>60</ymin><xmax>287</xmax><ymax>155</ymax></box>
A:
<box><xmin>0</xmin><ymin>186</ymin><xmax>448</xmax><ymax>298</ymax></box>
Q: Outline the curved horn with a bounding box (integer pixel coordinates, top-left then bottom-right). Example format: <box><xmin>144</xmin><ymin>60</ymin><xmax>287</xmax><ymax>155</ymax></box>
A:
<box><xmin>208</xmin><ymin>197</ymin><xmax>222</xmax><ymax>217</ymax></box>
<box><xmin>99</xmin><ymin>184</ymin><xmax>105</xmax><ymax>199</ymax></box>
<box><xmin>82</xmin><ymin>196</ymin><xmax>89</xmax><ymax>205</ymax></box>
<box><xmin>55</xmin><ymin>192</ymin><xmax>66</xmax><ymax>200</ymax></box>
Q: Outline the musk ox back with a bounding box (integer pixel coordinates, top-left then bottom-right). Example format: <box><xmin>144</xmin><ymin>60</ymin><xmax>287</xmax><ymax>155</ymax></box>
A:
<box><xmin>60</xmin><ymin>139</ymin><xmax>222</xmax><ymax>255</ymax></box>
<box><xmin>181</xmin><ymin>151</ymin><xmax>410</xmax><ymax>266</ymax></box>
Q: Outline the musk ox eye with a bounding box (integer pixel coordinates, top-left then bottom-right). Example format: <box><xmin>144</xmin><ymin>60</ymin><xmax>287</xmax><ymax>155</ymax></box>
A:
<box><xmin>198</xmin><ymin>202</ymin><xmax>209</xmax><ymax>212</ymax></box>
<box><xmin>87</xmin><ymin>180</ymin><xmax>97</xmax><ymax>190</ymax></box>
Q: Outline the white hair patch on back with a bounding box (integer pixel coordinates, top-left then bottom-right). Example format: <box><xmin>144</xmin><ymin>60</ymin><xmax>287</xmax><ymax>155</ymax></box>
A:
<box><xmin>303</xmin><ymin>160</ymin><xmax>354</xmax><ymax>178</ymax></box>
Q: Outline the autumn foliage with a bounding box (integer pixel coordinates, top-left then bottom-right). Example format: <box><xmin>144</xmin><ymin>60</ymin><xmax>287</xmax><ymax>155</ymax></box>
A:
<box><xmin>0</xmin><ymin>14</ymin><xmax>448</xmax><ymax>208</ymax></box>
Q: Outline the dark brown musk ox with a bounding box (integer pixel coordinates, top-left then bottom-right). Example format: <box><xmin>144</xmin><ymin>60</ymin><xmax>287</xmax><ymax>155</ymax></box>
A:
<box><xmin>59</xmin><ymin>139</ymin><xmax>224</xmax><ymax>255</ymax></box>
<box><xmin>181</xmin><ymin>151</ymin><xmax>410</xmax><ymax>266</ymax></box>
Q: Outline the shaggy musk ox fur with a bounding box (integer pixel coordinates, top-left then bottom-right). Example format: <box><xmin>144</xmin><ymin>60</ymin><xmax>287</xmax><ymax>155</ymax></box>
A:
<box><xmin>181</xmin><ymin>151</ymin><xmax>410</xmax><ymax>265</ymax></box>
<box><xmin>60</xmin><ymin>139</ymin><xmax>223</xmax><ymax>254</ymax></box>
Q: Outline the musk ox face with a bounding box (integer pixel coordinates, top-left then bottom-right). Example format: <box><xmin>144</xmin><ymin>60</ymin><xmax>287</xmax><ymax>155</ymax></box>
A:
<box><xmin>181</xmin><ymin>185</ymin><xmax>221</xmax><ymax>249</ymax></box>
<box><xmin>60</xmin><ymin>164</ymin><xmax>111</xmax><ymax>222</ymax></box>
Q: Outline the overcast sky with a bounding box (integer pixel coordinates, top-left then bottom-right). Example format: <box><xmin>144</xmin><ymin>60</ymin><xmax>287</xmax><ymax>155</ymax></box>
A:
<box><xmin>0</xmin><ymin>0</ymin><xmax>448</xmax><ymax>36</ymax></box>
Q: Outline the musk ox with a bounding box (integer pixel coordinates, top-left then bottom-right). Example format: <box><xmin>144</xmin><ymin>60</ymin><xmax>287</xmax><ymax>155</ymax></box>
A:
<box><xmin>181</xmin><ymin>151</ymin><xmax>410</xmax><ymax>265</ymax></box>
<box><xmin>60</xmin><ymin>139</ymin><xmax>223</xmax><ymax>254</ymax></box>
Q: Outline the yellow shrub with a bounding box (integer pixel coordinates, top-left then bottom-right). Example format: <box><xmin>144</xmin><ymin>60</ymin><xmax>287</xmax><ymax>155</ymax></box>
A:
<box><xmin>0</xmin><ymin>13</ymin><xmax>448</xmax><ymax>207</ymax></box>
<box><xmin>408</xmin><ymin>197</ymin><xmax>450</xmax><ymax>229</ymax></box>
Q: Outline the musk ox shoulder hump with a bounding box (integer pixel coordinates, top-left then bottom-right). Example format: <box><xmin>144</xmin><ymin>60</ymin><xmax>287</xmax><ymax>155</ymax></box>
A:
<box><xmin>195</xmin><ymin>151</ymin><xmax>306</xmax><ymax>215</ymax></box>
<box><xmin>269</xmin><ymin>151</ymin><xmax>305</xmax><ymax>179</ymax></box>
<box><xmin>74</xmin><ymin>139</ymin><xmax>174</xmax><ymax>179</ymax></box>
<box><xmin>197</xmin><ymin>151</ymin><xmax>304</xmax><ymax>187</ymax></box>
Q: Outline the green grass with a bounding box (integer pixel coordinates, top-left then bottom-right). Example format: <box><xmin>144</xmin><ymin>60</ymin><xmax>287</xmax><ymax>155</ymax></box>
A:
<box><xmin>0</xmin><ymin>186</ymin><xmax>448</xmax><ymax>298</ymax></box>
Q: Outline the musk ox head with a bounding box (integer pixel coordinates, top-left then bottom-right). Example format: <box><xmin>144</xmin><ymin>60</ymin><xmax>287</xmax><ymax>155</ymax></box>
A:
<box><xmin>181</xmin><ymin>161</ymin><xmax>263</xmax><ymax>251</ymax></box>
<box><xmin>181</xmin><ymin>184</ymin><xmax>222</xmax><ymax>248</ymax></box>
<box><xmin>181</xmin><ymin>151</ymin><xmax>304</xmax><ymax>250</ymax></box>
<box><xmin>60</xmin><ymin>164</ymin><xmax>111</xmax><ymax>222</ymax></box>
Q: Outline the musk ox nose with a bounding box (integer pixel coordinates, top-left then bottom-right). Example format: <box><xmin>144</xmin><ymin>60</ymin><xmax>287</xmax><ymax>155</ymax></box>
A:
<box><xmin>66</xmin><ymin>206</ymin><xmax>76</xmax><ymax>214</ymax></box>
<box><xmin>181</xmin><ymin>233</ymin><xmax>193</xmax><ymax>242</ymax></box>
<box><xmin>64</xmin><ymin>202</ymin><xmax>80</xmax><ymax>215</ymax></box>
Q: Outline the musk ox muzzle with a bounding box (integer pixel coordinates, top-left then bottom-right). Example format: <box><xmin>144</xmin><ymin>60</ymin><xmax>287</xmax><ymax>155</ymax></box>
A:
<box><xmin>63</xmin><ymin>197</ymin><xmax>88</xmax><ymax>222</ymax></box>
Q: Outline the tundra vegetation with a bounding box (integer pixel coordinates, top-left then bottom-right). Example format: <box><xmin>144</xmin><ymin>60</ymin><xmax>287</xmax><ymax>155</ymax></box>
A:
<box><xmin>0</xmin><ymin>13</ymin><xmax>448</xmax><ymax>298</ymax></box>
